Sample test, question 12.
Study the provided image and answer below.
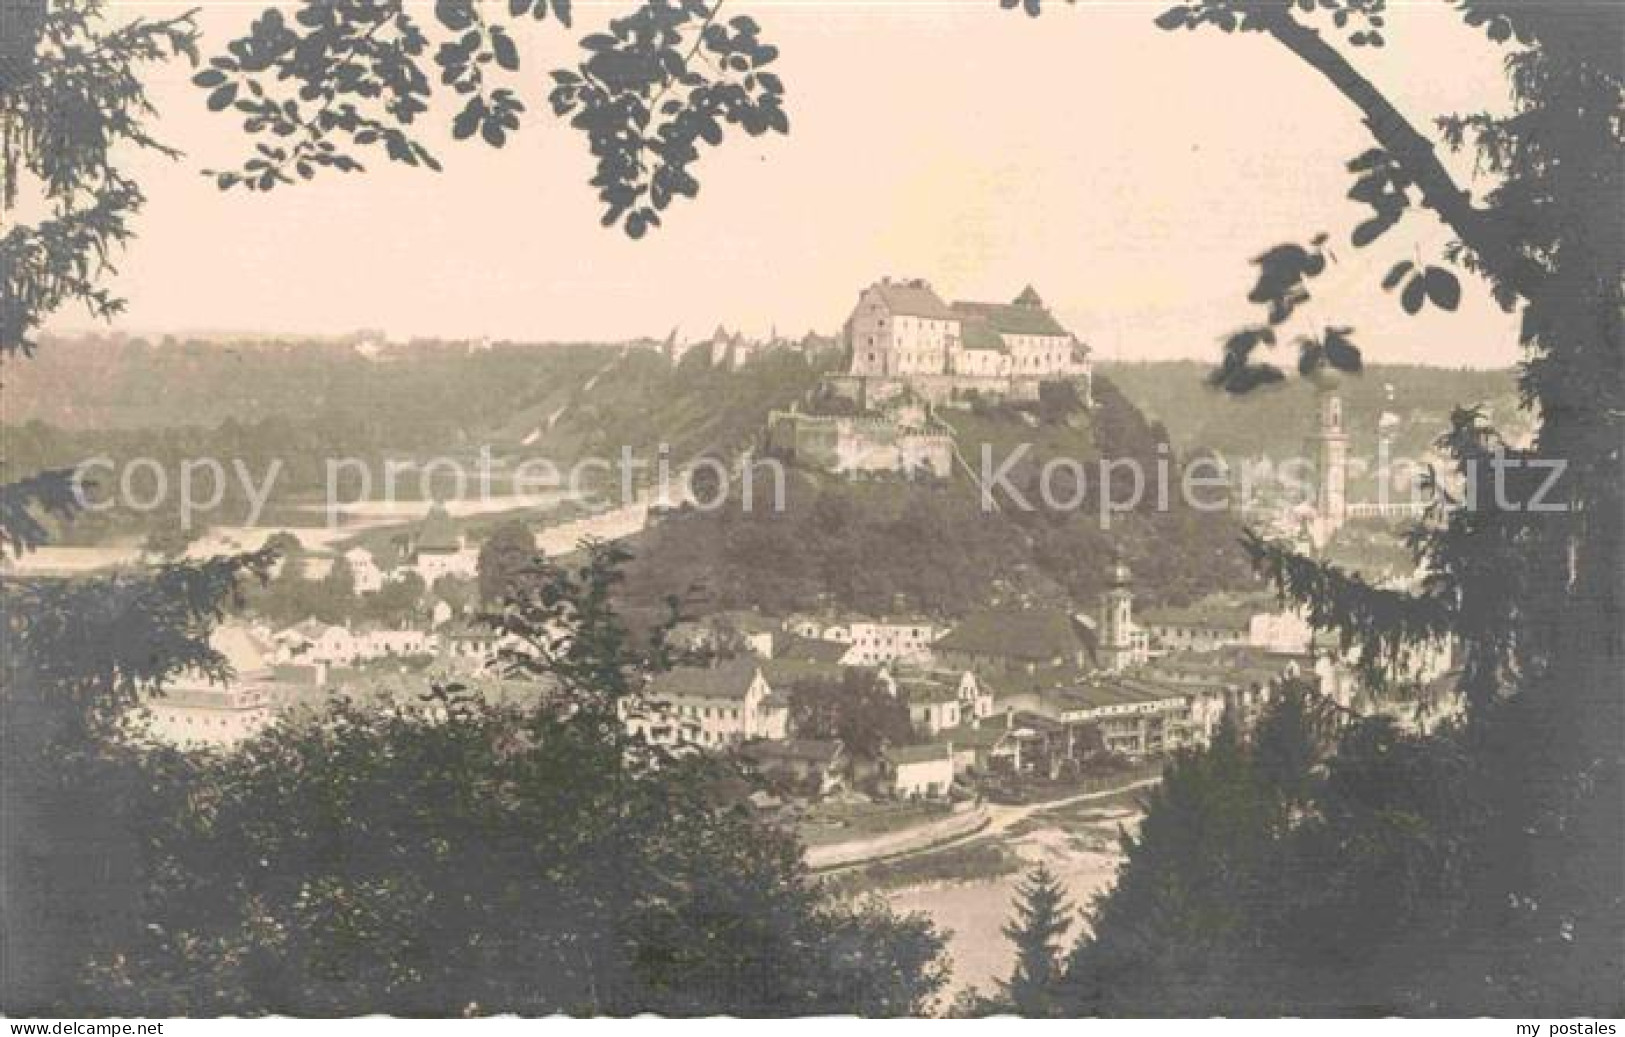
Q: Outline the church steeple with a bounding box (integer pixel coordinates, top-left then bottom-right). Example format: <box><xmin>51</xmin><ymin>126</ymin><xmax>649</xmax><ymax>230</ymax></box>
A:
<box><xmin>1099</xmin><ymin>553</ymin><xmax>1137</xmax><ymax>672</ymax></box>
<box><xmin>1310</xmin><ymin>382</ymin><xmax>1349</xmax><ymax>539</ymax></box>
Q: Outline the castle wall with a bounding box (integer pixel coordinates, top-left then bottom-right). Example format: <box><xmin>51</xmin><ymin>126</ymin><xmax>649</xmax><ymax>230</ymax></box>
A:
<box><xmin>823</xmin><ymin>372</ymin><xmax>1090</xmax><ymax>409</ymax></box>
<box><xmin>766</xmin><ymin>410</ymin><xmax>953</xmax><ymax>479</ymax></box>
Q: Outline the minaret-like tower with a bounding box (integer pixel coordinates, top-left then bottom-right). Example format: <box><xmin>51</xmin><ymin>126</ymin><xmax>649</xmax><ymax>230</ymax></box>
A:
<box><xmin>1099</xmin><ymin>556</ymin><xmax>1135</xmax><ymax>672</ymax></box>
<box><xmin>1311</xmin><ymin>384</ymin><xmax>1349</xmax><ymax>535</ymax></box>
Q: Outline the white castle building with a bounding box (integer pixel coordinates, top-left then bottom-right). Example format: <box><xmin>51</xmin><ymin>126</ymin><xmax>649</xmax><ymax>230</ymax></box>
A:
<box><xmin>848</xmin><ymin>279</ymin><xmax>1090</xmax><ymax>380</ymax></box>
<box><xmin>835</xmin><ymin>278</ymin><xmax>1092</xmax><ymax>405</ymax></box>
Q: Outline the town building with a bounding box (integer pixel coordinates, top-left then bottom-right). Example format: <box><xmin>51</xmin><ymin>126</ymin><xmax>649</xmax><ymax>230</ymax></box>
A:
<box><xmin>1140</xmin><ymin>600</ymin><xmax>1252</xmax><ymax>654</ymax></box>
<box><xmin>361</xmin><ymin>626</ymin><xmax>433</xmax><ymax>658</ymax></box>
<box><xmin>841</xmin><ymin>616</ymin><xmax>944</xmax><ymax>666</ymax></box>
<box><xmin>1042</xmin><ymin>676</ymin><xmax>1214</xmax><ymax>756</ymax></box>
<box><xmin>274</xmin><ymin>619</ymin><xmax>361</xmax><ymax>666</ymax></box>
<box><xmin>641</xmin><ymin>660</ymin><xmax>790</xmax><ymax>749</ymax></box>
<box><xmin>402</xmin><ymin>503</ymin><xmax>480</xmax><ymax>583</ymax></box>
<box><xmin>738</xmin><ymin>738</ymin><xmax>847</xmax><ymax>796</ymax></box>
<box><xmin>344</xmin><ymin>546</ymin><xmax>387</xmax><ymax>593</ymax></box>
<box><xmin>932</xmin><ymin>608</ymin><xmax>1096</xmax><ymax>673</ymax></box>
<box><xmin>1308</xmin><ymin>379</ymin><xmax>1350</xmax><ymax>543</ymax></box>
<box><xmin>885</xmin><ymin>665</ymin><xmax>992</xmax><ymax>734</ymax></box>
<box><xmin>139</xmin><ymin>625</ymin><xmax>278</xmax><ymax>749</ymax></box>
<box><xmin>1247</xmin><ymin>608</ymin><xmax>1314</xmax><ymax>655</ymax></box>
<box><xmin>1095</xmin><ymin>557</ymin><xmax>1149</xmax><ymax>671</ymax></box>
<box><xmin>884</xmin><ymin>742</ymin><xmax>956</xmax><ymax>799</ymax></box>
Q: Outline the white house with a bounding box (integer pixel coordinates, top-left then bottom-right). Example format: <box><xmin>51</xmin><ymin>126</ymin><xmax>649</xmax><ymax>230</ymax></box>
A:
<box><xmin>886</xmin><ymin>742</ymin><xmax>955</xmax><ymax>799</ymax></box>
<box><xmin>273</xmin><ymin>619</ymin><xmax>362</xmax><ymax>666</ymax></box>
<box><xmin>344</xmin><ymin>546</ymin><xmax>386</xmax><ymax>594</ymax></box>
<box><xmin>139</xmin><ymin>625</ymin><xmax>277</xmax><ymax>749</ymax></box>
<box><xmin>361</xmin><ymin>626</ymin><xmax>432</xmax><ymax>658</ymax></box>
<box><xmin>887</xmin><ymin>666</ymin><xmax>990</xmax><ymax>734</ymax></box>
<box><xmin>841</xmin><ymin>616</ymin><xmax>942</xmax><ymax>667</ymax></box>
<box><xmin>641</xmin><ymin>661</ymin><xmax>789</xmax><ymax>749</ymax></box>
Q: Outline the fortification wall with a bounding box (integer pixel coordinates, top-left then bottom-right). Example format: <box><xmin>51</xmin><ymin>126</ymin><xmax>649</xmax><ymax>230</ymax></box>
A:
<box><xmin>822</xmin><ymin>372</ymin><xmax>1089</xmax><ymax>408</ymax></box>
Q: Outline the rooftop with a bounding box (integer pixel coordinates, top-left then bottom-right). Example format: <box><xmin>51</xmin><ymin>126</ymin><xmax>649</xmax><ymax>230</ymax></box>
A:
<box><xmin>1140</xmin><ymin>604</ymin><xmax>1252</xmax><ymax>632</ymax></box>
<box><xmin>773</xmin><ymin>635</ymin><xmax>849</xmax><ymax>665</ymax></box>
<box><xmin>950</xmin><ymin>297</ymin><xmax>1070</xmax><ymax>338</ymax></box>
<box><xmin>868</xmin><ymin>279</ymin><xmax>958</xmax><ymax>320</ymax></box>
<box><xmin>935</xmin><ymin>609</ymin><xmax>1094</xmax><ymax>663</ymax></box>
<box><xmin>740</xmin><ymin>737</ymin><xmax>844</xmax><ymax>764</ymax></box>
<box><xmin>887</xmin><ymin>742</ymin><xmax>953</xmax><ymax>766</ymax></box>
<box><xmin>645</xmin><ymin>660</ymin><xmax>763</xmax><ymax>702</ymax></box>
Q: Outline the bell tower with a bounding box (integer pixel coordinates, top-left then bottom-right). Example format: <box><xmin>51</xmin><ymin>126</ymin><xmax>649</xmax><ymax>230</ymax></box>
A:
<box><xmin>1311</xmin><ymin>384</ymin><xmax>1349</xmax><ymax>536</ymax></box>
<box><xmin>1099</xmin><ymin>555</ymin><xmax>1136</xmax><ymax>672</ymax></box>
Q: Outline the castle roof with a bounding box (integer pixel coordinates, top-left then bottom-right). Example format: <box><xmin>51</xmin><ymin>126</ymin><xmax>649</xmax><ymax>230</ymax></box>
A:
<box><xmin>950</xmin><ymin>299</ymin><xmax>1070</xmax><ymax>337</ymax></box>
<box><xmin>958</xmin><ymin>316</ymin><xmax>1007</xmax><ymax>352</ymax></box>
<box><xmin>869</xmin><ymin>279</ymin><xmax>957</xmax><ymax>320</ymax></box>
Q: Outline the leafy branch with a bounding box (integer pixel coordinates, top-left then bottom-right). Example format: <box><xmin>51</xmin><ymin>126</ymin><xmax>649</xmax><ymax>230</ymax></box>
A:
<box><xmin>197</xmin><ymin>0</ymin><xmax>788</xmax><ymax>237</ymax></box>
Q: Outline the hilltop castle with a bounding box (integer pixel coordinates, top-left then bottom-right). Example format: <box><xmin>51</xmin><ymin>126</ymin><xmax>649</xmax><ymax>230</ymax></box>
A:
<box><xmin>825</xmin><ymin>278</ymin><xmax>1093</xmax><ymax>407</ymax></box>
<box><xmin>766</xmin><ymin>278</ymin><xmax>1095</xmax><ymax>479</ymax></box>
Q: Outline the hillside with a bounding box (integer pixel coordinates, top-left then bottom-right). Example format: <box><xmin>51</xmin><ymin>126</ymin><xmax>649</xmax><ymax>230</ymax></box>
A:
<box><xmin>1099</xmin><ymin>360</ymin><xmax>1524</xmax><ymax>461</ymax></box>
<box><xmin>6</xmin><ymin>333</ymin><xmax>835</xmax><ymax>455</ymax></box>
<box><xmin>621</xmin><ymin>375</ymin><xmax>1259</xmax><ymax>618</ymax></box>
<box><xmin>2</xmin><ymin>334</ymin><xmax>837</xmax><ymax>542</ymax></box>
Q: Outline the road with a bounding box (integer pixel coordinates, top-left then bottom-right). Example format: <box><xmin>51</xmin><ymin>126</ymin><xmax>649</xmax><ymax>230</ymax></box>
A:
<box><xmin>816</xmin><ymin>775</ymin><xmax>1161</xmax><ymax>876</ymax></box>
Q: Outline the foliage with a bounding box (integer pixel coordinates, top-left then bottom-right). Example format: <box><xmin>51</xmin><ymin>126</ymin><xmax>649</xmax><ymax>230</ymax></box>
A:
<box><xmin>476</xmin><ymin>519</ymin><xmax>540</xmax><ymax>605</ymax></box>
<box><xmin>997</xmin><ymin>864</ymin><xmax>1074</xmax><ymax>1016</ymax></box>
<box><xmin>0</xmin><ymin>469</ymin><xmax>82</xmax><ymax>555</ymax></box>
<box><xmin>0</xmin><ymin>0</ymin><xmax>199</xmax><ymax>356</ymax></box>
<box><xmin>623</xmin><ymin>381</ymin><xmax>1256</xmax><ymax>617</ymax></box>
<box><xmin>1</xmin><ymin>546</ymin><xmax>275</xmax><ymax>1010</ymax></box>
<box><xmin>85</xmin><ymin>546</ymin><xmax>948</xmax><ymax>1015</ymax></box>
<box><xmin>784</xmin><ymin>668</ymin><xmax>913</xmax><ymax>760</ymax></box>
<box><xmin>1055</xmin><ymin>683</ymin><xmax>1500</xmax><ymax>1015</ymax></box>
<box><xmin>1006</xmin><ymin>0</ymin><xmax>1623</xmax><ymax>1015</ymax></box>
<box><xmin>197</xmin><ymin>0</ymin><xmax>787</xmax><ymax>238</ymax></box>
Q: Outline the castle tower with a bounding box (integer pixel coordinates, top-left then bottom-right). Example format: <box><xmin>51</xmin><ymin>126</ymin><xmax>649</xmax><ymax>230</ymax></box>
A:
<box><xmin>1099</xmin><ymin>555</ymin><xmax>1136</xmax><ymax>672</ymax></box>
<box><xmin>1311</xmin><ymin>383</ymin><xmax>1349</xmax><ymax>536</ymax></box>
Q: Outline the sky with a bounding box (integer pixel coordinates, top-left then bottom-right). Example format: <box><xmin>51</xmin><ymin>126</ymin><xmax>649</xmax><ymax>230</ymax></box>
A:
<box><xmin>51</xmin><ymin>0</ymin><xmax>1523</xmax><ymax>365</ymax></box>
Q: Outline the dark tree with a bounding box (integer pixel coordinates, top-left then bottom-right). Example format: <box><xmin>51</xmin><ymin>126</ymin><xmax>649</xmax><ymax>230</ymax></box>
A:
<box><xmin>785</xmin><ymin>668</ymin><xmax>914</xmax><ymax>760</ymax></box>
<box><xmin>998</xmin><ymin>864</ymin><xmax>1074</xmax><ymax>1016</ymax></box>
<box><xmin>1008</xmin><ymin>2</ymin><xmax>1623</xmax><ymax>1013</ymax></box>
<box><xmin>91</xmin><ymin>544</ymin><xmax>949</xmax><ymax>1015</ymax></box>
<box><xmin>476</xmin><ymin>519</ymin><xmax>540</xmax><ymax>606</ymax></box>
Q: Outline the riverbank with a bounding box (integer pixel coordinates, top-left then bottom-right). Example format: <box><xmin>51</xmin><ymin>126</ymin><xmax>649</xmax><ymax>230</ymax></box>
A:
<box><xmin>880</xmin><ymin>787</ymin><xmax>1153</xmax><ymax>1006</ymax></box>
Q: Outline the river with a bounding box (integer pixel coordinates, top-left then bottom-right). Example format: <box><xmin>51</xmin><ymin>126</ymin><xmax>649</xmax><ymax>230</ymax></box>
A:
<box><xmin>886</xmin><ymin>802</ymin><xmax>1142</xmax><ymax>1006</ymax></box>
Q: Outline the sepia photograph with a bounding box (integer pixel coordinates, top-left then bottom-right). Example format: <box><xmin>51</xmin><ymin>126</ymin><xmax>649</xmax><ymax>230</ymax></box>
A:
<box><xmin>1</xmin><ymin>0</ymin><xmax>1620</xmax><ymax>1026</ymax></box>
